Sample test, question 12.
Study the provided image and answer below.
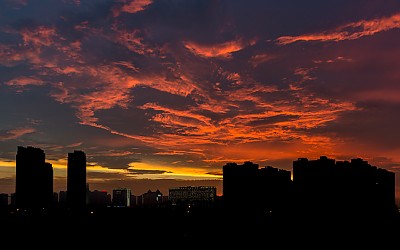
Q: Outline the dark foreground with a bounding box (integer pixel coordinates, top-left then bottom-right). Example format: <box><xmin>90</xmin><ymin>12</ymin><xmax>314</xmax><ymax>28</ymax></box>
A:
<box><xmin>1</xmin><ymin>206</ymin><xmax>399</xmax><ymax>248</ymax></box>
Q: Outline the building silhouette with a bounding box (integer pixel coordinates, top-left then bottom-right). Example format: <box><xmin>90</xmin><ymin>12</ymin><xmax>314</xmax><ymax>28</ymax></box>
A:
<box><xmin>59</xmin><ymin>190</ymin><xmax>67</xmax><ymax>207</ymax></box>
<box><xmin>67</xmin><ymin>150</ymin><xmax>86</xmax><ymax>210</ymax></box>
<box><xmin>293</xmin><ymin>156</ymin><xmax>396</xmax><ymax>218</ymax></box>
<box><xmin>223</xmin><ymin>161</ymin><xmax>258</xmax><ymax>211</ymax></box>
<box><xmin>139</xmin><ymin>189</ymin><xmax>163</xmax><ymax>207</ymax></box>
<box><xmin>257</xmin><ymin>165</ymin><xmax>293</xmax><ymax>214</ymax></box>
<box><xmin>112</xmin><ymin>188</ymin><xmax>131</xmax><ymax>207</ymax></box>
<box><xmin>0</xmin><ymin>193</ymin><xmax>8</xmax><ymax>207</ymax></box>
<box><xmin>130</xmin><ymin>193</ymin><xmax>138</xmax><ymax>207</ymax></box>
<box><xmin>15</xmin><ymin>146</ymin><xmax>53</xmax><ymax>210</ymax></box>
<box><xmin>222</xmin><ymin>161</ymin><xmax>292</xmax><ymax>214</ymax></box>
<box><xmin>88</xmin><ymin>190</ymin><xmax>111</xmax><ymax>207</ymax></box>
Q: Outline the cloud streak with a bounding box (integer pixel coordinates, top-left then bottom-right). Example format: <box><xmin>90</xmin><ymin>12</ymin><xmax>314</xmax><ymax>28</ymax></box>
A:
<box><xmin>277</xmin><ymin>12</ymin><xmax>400</xmax><ymax>45</ymax></box>
<box><xmin>0</xmin><ymin>127</ymin><xmax>35</xmax><ymax>141</ymax></box>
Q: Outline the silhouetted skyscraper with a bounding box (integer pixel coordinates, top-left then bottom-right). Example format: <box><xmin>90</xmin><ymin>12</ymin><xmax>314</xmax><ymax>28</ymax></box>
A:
<box><xmin>67</xmin><ymin>150</ymin><xmax>86</xmax><ymax>210</ymax></box>
<box><xmin>15</xmin><ymin>146</ymin><xmax>53</xmax><ymax>210</ymax></box>
<box><xmin>223</xmin><ymin>161</ymin><xmax>258</xmax><ymax>210</ymax></box>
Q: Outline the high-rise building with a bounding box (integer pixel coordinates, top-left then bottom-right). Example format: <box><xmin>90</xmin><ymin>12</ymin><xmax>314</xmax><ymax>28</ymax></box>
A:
<box><xmin>293</xmin><ymin>156</ymin><xmax>396</xmax><ymax>217</ymax></box>
<box><xmin>112</xmin><ymin>188</ymin><xmax>131</xmax><ymax>207</ymax></box>
<box><xmin>223</xmin><ymin>161</ymin><xmax>259</xmax><ymax>209</ymax></box>
<box><xmin>222</xmin><ymin>161</ymin><xmax>292</xmax><ymax>213</ymax></box>
<box><xmin>15</xmin><ymin>146</ymin><xmax>53</xmax><ymax>210</ymax></box>
<box><xmin>67</xmin><ymin>150</ymin><xmax>86</xmax><ymax>210</ymax></box>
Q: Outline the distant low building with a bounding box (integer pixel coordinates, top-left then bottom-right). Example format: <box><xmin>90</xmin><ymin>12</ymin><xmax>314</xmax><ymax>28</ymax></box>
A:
<box><xmin>0</xmin><ymin>193</ymin><xmax>8</xmax><ymax>208</ymax></box>
<box><xmin>139</xmin><ymin>189</ymin><xmax>163</xmax><ymax>207</ymax></box>
<box><xmin>169</xmin><ymin>186</ymin><xmax>216</xmax><ymax>205</ymax></box>
<box><xmin>89</xmin><ymin>190</ymin><xmax>111</xmax><ymax>207</ymax></box>
<box><xmin>130</xmin><ymin>194</ymin><xmax>137</xmax><ymax>207</ymax></box>
<box><xmin>112</xmin><ymin>188</ymin><xmax>131</xmax><ymax>207</ymax></box>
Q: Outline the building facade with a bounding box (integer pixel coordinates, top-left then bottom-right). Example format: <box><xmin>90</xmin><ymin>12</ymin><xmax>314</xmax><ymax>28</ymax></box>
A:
<box><xmin>169</xmin><ymin>186</ymin><xmax>216</xmax><ymax>205</ymax></box>
<box><xmin>112</xmin><ymin>188</ymin><xmax>131</xmax><ymax>207</ymax></box>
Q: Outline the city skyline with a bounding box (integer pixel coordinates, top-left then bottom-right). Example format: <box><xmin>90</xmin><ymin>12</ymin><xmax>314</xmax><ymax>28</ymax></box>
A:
<box><xmin>1</xmin><ymin>1</ymin><xmax>400</xmax><ymax>203</ymax></box>
<box><xmin>2</xmin><ymin>145</ymin><xmax>399</xmax><ymax>208</ymax></box>
<box><xmin>5</xmin><ymin>146</ymin><xmax>397</xmax><ymax>213</ymax></box>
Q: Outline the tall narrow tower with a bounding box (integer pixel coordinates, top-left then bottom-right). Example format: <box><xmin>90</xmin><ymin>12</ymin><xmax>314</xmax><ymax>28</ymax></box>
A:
<box><xmin>67</xmin><ymin>150</ymin><xmax>86</xmax><ymax>210</ymax></box>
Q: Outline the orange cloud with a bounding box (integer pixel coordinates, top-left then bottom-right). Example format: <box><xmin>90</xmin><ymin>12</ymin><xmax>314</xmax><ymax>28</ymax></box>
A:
<box><xmin>184</xmin><ymin>39</ymin><xmax>246</xmax><ymax>58</ymax></box>
<box><xmin>90</xmin><ymin>150</ymin><xmax>139</xmax><ymax>157</ymax></box>
<box><xmin>141</xmin><ymin>103</ymin><xmax>213</xmax><ymax>126</ymax></box>
<box><xmin>277</xmin><ymin>12</ymin><xmax>400</xmax><ymax>45</ymax></box>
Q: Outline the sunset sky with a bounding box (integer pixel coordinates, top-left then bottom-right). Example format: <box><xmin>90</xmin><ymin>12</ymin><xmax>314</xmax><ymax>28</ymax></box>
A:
<box><xmin>1</xmin><ymin>0</ymin><xmax>400</xmax><ymax>202</ymax></box>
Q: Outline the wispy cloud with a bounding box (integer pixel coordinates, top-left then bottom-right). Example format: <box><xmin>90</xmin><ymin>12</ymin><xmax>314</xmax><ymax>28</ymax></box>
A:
<box><xmin>0</xmin><ymin>127</ymin><xmax>35</xmax><ymax>141</ymax></box>
<box><xmin>249</xmin><ymin>53</ymin><xmax>274</xmax><ymax>67</ymax></box>
<box><xmin>277</xmin><ymin>12</ymin><xmax>400</xmax><ymax>45</ymax></box>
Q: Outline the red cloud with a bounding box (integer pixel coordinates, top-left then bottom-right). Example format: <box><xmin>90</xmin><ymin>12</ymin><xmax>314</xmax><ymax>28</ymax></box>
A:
<box><xmin>184</xmin><ymin>39</ymin><xmax>246</xmax><ymax>58</ymax></box>
<box><xmin>277</xmin><ymin>12</ymin><xmax>400</xmax><ymax>45</ymax></box>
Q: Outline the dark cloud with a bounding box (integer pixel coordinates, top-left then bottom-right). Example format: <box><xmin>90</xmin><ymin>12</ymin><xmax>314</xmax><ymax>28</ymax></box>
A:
<box><xmin>247</xmin><ymin>114</ymin><xmax>300</xmax><ymax>127</ymax></box>
<box><xmin>87</xmin><ymin>171</ymin><xmax>126</xmax><ymax>180</ymax></box>
<box><xmin>127</xmin><ymin>168</ymin><xmax>169</xmax><ymax>175</ymax></box>
<box><xmin>89</xmin><ymin>154</ymin><xmax>141</xmax><ymax>169</ymax></box>
<box><xmin>310</xmin><ymin>102</ymin><xmax>400</xmax><ymax>150</ymax></box>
